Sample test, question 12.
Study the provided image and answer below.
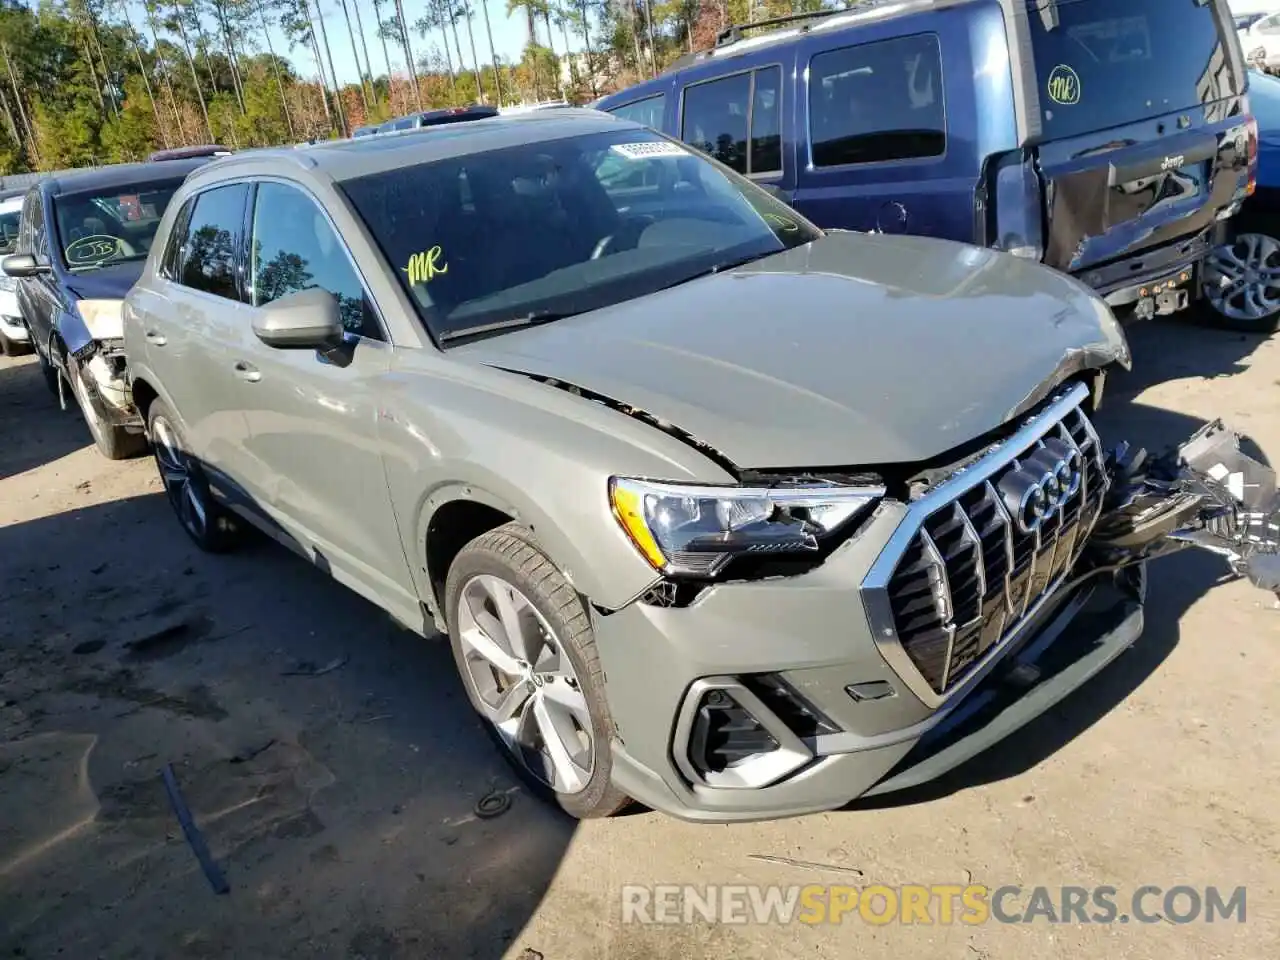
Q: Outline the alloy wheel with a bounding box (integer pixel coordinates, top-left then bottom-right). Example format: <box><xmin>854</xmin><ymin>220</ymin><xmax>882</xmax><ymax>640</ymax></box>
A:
<box><xmin>455</xmin><ymin>573</ymin><xmax>595</xmax><ymax>795</ymax></box>
<box><xmin>151</xmin><ymin>415</ymin><xmax>210</xmax><ymax>542</ymax></box>
<box><xmin>1204</xmin><ymin>232</ymin><xmax>1280</xmax><ymax>323</ymax></box>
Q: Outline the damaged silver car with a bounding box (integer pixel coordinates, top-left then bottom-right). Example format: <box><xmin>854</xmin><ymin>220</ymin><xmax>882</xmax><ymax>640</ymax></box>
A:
<box><xmin>1</xmin><ymin>159</ymin><xmax>212</xmax><ymax>458</ymax></box>
<box><xmin>121</xmin><ymin>112</ymin><xmax>1278</xmax><ymax>821</ymax></box>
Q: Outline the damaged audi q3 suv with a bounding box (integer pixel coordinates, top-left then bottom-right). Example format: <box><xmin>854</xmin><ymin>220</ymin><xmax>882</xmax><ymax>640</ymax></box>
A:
<box><xmin>121</xmin><ymin>111</ymin><xmax>1279</xmax><ymax>822</ymax></box>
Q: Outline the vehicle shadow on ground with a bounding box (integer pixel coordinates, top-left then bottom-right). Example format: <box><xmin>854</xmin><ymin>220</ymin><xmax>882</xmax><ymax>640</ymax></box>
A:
<box><xmin>851</xmin><ymin>321</ymin><xmax>1275</xmax><ymax>811</ymax></box>
<box><xmin>0</xmin><ymin>355</ymin><xmax>91</xmax><ymax>480</ymax></box>
<box><xmin>0</xmin><ymin>491</ymin><xmax>571</xmax><ymax>960</ymax></box>
<box><xmin>1112</xmin><ymin>309</ymin><xmax>1274</xmax><ymax>400</ymax></box>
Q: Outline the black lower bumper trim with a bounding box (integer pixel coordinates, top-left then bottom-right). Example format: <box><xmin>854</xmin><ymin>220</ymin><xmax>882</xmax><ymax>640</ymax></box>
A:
<box><xmin>863</xmin><ymin>584</ymin><xmax>1143</xmax><ymax>797</ymax></box>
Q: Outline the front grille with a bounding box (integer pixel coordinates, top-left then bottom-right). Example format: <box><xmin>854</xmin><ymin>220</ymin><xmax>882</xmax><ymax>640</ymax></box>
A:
<box><xmin>879</xmin><ymin>386</ymin><xmax>1108</xmax><ymax>696</ymax></box>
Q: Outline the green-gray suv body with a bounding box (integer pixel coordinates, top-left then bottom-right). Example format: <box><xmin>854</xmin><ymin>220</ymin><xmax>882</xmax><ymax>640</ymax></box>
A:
<box><xmin>122</xmin><ymin>110</ymin><xmax>1280</xmax><ymax>822</ymax></box>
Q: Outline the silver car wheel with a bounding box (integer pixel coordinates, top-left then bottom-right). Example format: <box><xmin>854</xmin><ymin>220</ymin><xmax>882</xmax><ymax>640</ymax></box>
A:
<box><xmin>152</xmin><ymin>415</ymin><xmax>209</xmax><ymax>540</ymax></box>
<box><xmin>1204</xmin><ymin>231</ymin><xmax>1280</xmax><ymax>322</ymax></box>
<box><xmin>455</xmin><ymin>573</ymin><xmax>595</xmax><ymax>795</ymax></box>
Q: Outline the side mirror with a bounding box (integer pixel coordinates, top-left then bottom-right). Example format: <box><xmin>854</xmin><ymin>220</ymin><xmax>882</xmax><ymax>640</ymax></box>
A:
<box><xmin>756</xmin><ymin>183</ymin><xmax>792</xmax><ymax>207</ymax></box>
<box><xmin>2</xmin><ymin>253</ymin><xmax>49</xmax><ymax>278</ymax></box>
<box><xmin>252</xmin><ymin>288</ymin><xmax>345</xmax><ymax>351</ymax></box>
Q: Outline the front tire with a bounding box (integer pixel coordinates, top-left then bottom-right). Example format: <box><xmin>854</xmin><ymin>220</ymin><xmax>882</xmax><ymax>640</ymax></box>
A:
<box><xmin>147</xmin><ymin>397</ymin><xmax>242</xmax><ymax>552</ymax></box>
<box><xmin>69</xmin><ymin>359</ymin><xmax>146</xmax><ymax>460</ymax></box>
<box><xmin>444</xmin><ymin>523</ymin><xmax>630</xmax><ymax>819</ymax></box>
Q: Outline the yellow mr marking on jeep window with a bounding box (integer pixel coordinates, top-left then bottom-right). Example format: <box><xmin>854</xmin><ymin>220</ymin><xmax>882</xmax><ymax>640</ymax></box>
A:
<box><xmin>1047</xmin><ymin>64</ymin><xmax>1081</xmax><ymax>107</ymax></box>
<box><xmin>403</xmin><ymin>245</ymin><xmax>448</xmax><ymax>285</ymax></box>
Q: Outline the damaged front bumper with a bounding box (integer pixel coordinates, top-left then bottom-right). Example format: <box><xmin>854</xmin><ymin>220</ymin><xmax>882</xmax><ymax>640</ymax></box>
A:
<box><xmin>1093</xmin><ymin>421</ymin><xmax>1280</xmax><ymax>594</ymax></box>
<box><xmin>65</xmin><ymin>338</ymin><xmax>143</xmax><ymax>430</ymax></box>
<box><xmin>594</xmin><ymin>400</ymin><xmax>1278</xmax><ymax>823</ymax></box>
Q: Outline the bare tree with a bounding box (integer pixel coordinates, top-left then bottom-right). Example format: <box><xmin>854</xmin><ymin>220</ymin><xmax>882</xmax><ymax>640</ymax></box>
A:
<box><xmin>170</xmin><ymin>1</ymin><xmax>215</xmax><ymax>139</ymax></box>
<box><xmin>477</xmin><ymin>0</ymin><xmax>503</xmax><ymax>105</ymax></box>
<box><xmin>143</xmin><ymin>2</ymin><xmax>188</xmax><ymax>142</ymax></box>
<box><xmin>114</xmin><ymin>0</ymin><xmax>170</xmax><ymax>146</ymax></box>
<box><xmin>255</xmin><ymin>0</ymin><xmax>295</xmax><ymax>137</ymax></box>
<box><xmin>350</xmin><ymin>0</ymin><xmax>379</xmax><ymax>109</ymax></box>
<box><xmin>391</xmin><ymin>0</ymin><xmax>422</xmax><ymax>110</ymax></box>
<box><xmin>309</xmin><ymin>0</ymin><xmax>347</xmax><ymax>134</ymax></box>
<box><xmin>338</xmin><ymin>0</ymin><xmax>372</xmax><ymax>112</ymax></box>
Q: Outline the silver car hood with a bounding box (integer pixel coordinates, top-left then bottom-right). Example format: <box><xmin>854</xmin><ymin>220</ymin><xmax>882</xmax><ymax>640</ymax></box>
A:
<box><xmin>451</xmin><ymin>232</ymin><xmax>1130</xmax><ymax>470</ymax></box>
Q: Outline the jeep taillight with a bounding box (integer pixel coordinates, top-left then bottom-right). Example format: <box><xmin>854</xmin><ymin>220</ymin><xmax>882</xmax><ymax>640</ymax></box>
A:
<box><xmin>1247</xmin><ymin>115</ymin><xmax>1259</xmax><ymax>197</ymax></box>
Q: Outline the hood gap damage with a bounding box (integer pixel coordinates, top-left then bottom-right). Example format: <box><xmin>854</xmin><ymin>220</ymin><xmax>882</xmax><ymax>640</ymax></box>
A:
<box><xmin>494</xmin><ymin>367</ymin><xmax>745</xmax><ymax>479</ymax></box>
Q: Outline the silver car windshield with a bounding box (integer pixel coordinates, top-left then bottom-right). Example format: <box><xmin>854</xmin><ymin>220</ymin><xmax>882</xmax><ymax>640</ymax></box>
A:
<box><xmin>338</xmin><ymin>128</ymin><xmax>822</xmax><ymax>343</ymax></box>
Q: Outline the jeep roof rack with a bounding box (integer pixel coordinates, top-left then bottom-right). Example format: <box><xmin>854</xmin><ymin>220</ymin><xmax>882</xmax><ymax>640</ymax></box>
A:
<box><xmin>713</xmin><ymin>8</ymin><xmax>838</xmax><ymax>47</ymax></box>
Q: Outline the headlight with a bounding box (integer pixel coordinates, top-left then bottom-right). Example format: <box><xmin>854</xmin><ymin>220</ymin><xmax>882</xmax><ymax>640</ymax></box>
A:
<box><xmin>609</xmin><ymin>477</ymin><xmax>884</xmax><ymax>577</ymax></box>
<box><xmin>76</xmin><ymin>299</ymin><xmax>124</xmax><ymax>339</ymax></box>
<box><xmin>1251</xmin><ymin>46</ymin><xmax>1267</xmax><ymax>61</ymax></box>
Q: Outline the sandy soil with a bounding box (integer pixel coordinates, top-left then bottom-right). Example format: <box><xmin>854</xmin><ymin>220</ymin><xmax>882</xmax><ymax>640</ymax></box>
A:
<box><xmin>1</xmin><ymin>316</ymin><xmax>1278</xmax><ymax>959</ymax></box>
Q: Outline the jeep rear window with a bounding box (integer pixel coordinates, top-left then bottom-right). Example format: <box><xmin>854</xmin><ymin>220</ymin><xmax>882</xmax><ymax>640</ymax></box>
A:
<box><xmin>1028</xmin><ymin>0</ymin><xmax>1243</xmax><ymax>140</ymax></box>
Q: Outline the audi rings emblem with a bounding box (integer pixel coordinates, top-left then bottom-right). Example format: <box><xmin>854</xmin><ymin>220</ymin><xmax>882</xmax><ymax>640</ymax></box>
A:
<box><xmin>997</xmin><ymin>439</ymin><xmax>1084</xmax><ymax>534</ymax></box>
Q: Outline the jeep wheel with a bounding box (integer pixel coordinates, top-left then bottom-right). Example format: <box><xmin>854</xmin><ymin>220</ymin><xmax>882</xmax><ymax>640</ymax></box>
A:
<box><xmin>69</xmin><ymin>359</ymin><xmax>146</xmax><ymax>460</ymax></box>
<box><xmin>444</xmin><ymin>523</ymin><xmax>631</xmax><ymax>819</ymax></box>
<box><xmin>1202</xmin><ymin>228</ymin><xmax>1280</xmax><ymax>333</ymax></box>
<box><xmin>148</xmin><ymin>398</ymin><xmax>242</xmax><ymax>552</ymax></box>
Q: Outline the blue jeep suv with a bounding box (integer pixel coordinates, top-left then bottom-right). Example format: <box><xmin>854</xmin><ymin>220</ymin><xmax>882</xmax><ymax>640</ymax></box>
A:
<box><xmin>596</xmin><ymin>0</ymin><xmax>1258</xmax><ymax>323</ymax></box>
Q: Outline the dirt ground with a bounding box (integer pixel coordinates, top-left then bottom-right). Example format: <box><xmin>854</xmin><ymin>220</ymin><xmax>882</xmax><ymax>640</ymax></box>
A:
<box><xmin>1</xmin><ymin>315</ymin><xmax>1278</xmax><ymax>960</ymax></box>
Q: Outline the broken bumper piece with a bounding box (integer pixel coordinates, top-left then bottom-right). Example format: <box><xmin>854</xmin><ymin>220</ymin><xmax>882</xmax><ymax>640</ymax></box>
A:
<box><xmin>1093</xmin><ymin>421</ymin><xmax>1280</xmax><ymax>594</ymax></box>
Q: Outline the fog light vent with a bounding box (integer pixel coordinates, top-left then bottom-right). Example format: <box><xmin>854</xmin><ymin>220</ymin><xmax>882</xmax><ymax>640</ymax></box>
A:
<box><xmin>688</xmin><ymin>690</ymin><xmax>778</xmax><ymax>775</ymax></box>
<box><xmin>742</xmin><ymin>674</ymin><xmax>840</xmax><ymax>738</ymax></box>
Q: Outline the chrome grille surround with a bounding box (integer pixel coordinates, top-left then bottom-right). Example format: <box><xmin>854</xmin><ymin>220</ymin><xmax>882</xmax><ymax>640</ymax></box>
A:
<box><xmin>861</xmin><ymin>382</ymin><xmax>1110</xmax><ymax>709</ymax></box>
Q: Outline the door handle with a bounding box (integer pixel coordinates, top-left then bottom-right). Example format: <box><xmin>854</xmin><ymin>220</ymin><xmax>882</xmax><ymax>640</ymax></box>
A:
<box><xmin>144</xmin><ymin>330</ymin><xmax>167</xmax><ymax>346</ymax></box>
<box><xmin>233</xmin><ymin>360</ymin><xmax>261</xmax><ymax>383</ymax></box>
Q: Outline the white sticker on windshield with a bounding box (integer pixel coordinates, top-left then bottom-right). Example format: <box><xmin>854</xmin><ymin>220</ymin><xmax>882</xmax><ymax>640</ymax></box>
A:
<box><xmin>610</xmin><ymin>141</ymin><xmax>689</xmax><ymax>160</ymax></box>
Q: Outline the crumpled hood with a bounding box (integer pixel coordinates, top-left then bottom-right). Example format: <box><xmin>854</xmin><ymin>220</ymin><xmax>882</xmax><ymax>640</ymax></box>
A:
<box><xmin>450</xmin><ymin>232</ymin><xmax>1129</xmax><ymax>470</ymax></box>
<box><xmin>64</xmin><ymin>260</ymin><xmax>142</xmax><ymax>303</ymax></box>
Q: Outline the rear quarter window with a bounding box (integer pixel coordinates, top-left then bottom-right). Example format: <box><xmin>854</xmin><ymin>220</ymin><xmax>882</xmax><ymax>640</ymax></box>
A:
<box><xmin>808</xmin><ymin>33</ymin><xmax>946</xmax><ymax>167</ymax></box>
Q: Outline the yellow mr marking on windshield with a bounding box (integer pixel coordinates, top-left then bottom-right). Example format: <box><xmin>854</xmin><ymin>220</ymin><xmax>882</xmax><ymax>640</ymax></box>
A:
<box><xmin>1046</xmin><ymin>65</ymin><xmax>1081</xmax><ymax>106</ymax></box>
<box><xmin>764</xmin><ymin>213</ymin><xmax>800</xmax><ymax>233</ymax></box>
<box><xmin>404</xmin><ymin>245</ymin><xmax>448</xmax><ymax>285</ymax></box>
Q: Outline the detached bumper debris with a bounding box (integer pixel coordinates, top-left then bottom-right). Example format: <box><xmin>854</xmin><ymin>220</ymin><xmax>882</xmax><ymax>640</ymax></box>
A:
<box><xmin>1093</xmin><ymin>421</ymin><xmax>1280</xmax><ymax>594</ymax></box>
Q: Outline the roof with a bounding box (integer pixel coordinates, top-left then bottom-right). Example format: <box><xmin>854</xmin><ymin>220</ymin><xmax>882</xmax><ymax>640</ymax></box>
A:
<box><xmin>191</xmin><ymin>108</ymin><xmax>631</xmax><ymax>185</ymax></box>
<box><xmin>40</xmin><ymin>157</ymin><xmax>213</xmax><ymax>196</ymax></box>
<box><xmin>603</xmin><ymin>0</ymin><xmax>985</xmax><ymax>99</ymax></box>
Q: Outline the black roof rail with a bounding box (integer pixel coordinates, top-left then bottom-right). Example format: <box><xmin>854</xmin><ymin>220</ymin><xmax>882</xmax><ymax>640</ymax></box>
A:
<box><xmin>714</xmin><ymin>0</ymin><xmax>905</xmax><ymax>48</ymax></box>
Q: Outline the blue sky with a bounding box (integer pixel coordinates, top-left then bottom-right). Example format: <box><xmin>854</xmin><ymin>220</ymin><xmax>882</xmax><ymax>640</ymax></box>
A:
<box><xmin>232</xmin><ymin>1</ymin><xmax>574</xmax><ymax>87</ymax></box>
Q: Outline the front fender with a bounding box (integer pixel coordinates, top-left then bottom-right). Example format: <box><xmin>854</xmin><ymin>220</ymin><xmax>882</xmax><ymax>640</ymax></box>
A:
<box><xmin>56</xmin><ymin>305</ymin><xmax>94</xmax><ymax>356</ymax></box>
<box><xmin>408</xmin><ymin>468</ymin><xmax>662</xmax><ymax>619</ymax></box>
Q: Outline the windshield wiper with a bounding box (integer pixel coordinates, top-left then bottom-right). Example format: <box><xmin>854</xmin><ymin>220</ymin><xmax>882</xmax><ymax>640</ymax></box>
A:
<box><xmin>659</xmin><ymin>251</ymin><xmax>774</xmax><ymax>291</ymax></box>
<box><xmin>439</xmin><ymin>309</ymin><xmax>579</xmax><ymax>344</ymax></box>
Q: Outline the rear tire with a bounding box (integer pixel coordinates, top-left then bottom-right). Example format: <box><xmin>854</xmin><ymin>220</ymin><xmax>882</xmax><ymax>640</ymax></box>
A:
<box><xmin>69</xmin><ymin>359</ymin><xmax>146</xmax><ymax>460</ymax></box>
<box><xmin>147</xmin><ymin>397</ymin><xmax>243</xmax><ymax>553</ymax></box>
<box><xmin>444</xmin><ymin>522</ymin><xmax>631</xmax><ymax>820</ymax></box>
<box><xmin>1200</xmin><ymin>207</ymin><xmax>1280</xmax><ymax>334</ymax></box>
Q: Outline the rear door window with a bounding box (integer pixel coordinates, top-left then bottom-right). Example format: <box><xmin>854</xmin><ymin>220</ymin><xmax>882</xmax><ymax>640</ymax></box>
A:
<box><xmin>1027</xmin><ymin>0</ymin><xmax>1244</xmax><ymax>140</ymax></box>
<box><xmin>808</xmin><ymin>34</ymin><xmax>946</xmax><ymax>167</ymax></box>
<box><xmin>681</xmin><ymin>67</ymin><xmax>784</xmax><ymax>175</ymax></box>
<box><xmin>178</xmin><ymin>183</ymin><xmax>249</xmax><ymax>301</ymax></box>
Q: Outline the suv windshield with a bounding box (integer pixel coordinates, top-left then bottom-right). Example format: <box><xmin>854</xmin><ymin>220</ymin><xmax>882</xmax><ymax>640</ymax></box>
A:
<box><xmin>338</xmin><ymin>128</ymin><xmax>822</xmax><ymax>342</ymax></box>
<box><xmin>52</xmin><ymin>178</ymin><xmax>186</xmax><ymax>271</ymax></box>
<box><xmin>1028</xmin><ymin>0</ymin><xmax>1244</xmax><ymax>140</ymax></box>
